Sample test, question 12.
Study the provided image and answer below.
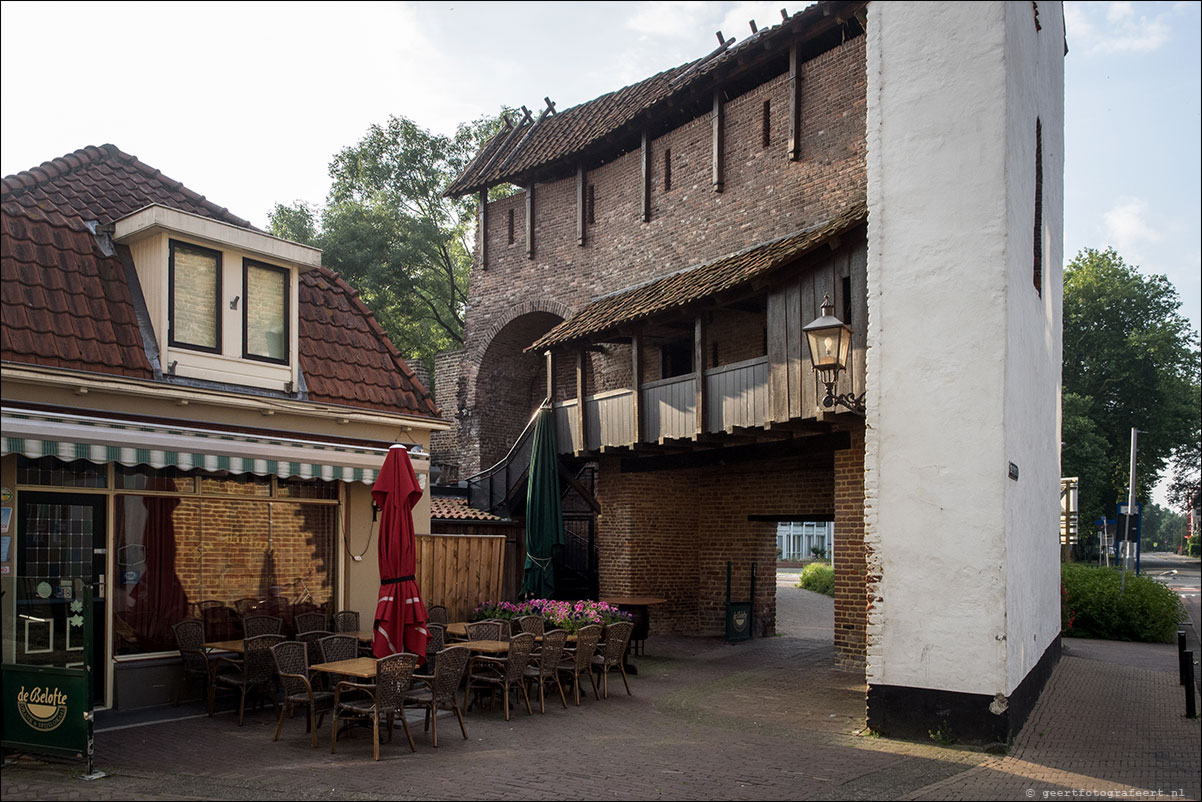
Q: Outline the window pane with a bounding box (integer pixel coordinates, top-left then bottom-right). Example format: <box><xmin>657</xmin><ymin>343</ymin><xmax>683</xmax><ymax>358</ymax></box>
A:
<box><xmin>116</xmin><ymin>464</ymin><xmax>197</xmax><ymax>493</ymax></box>
<box><xmin>17</xmin><ymin>455</ymin><xmax>108</xmax><ymax>488</ymax></box>
<box><xmin>172</xmin><ymin>244</ymin><xmax>218</xmax><ymax>349</ymax></box>
<box><xmin>275</xmin><ymin>477</ymin><xmax>338</xmax><ymax>499</ymax></box>
<box><xmin>245</xmin><ymin>263</ymin><xmax>287</xmax><ymax>361</ymax></box>
<box><xmin>199</xmin><ymin>473</ymin><xmax>271</xmax><ymax>497</ymax></box>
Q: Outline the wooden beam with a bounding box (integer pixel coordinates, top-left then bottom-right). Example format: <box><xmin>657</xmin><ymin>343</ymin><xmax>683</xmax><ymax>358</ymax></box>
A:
<box><xmin>576</xmin><ymin>350</ymin><xmax>586</xmax><ymax>453</ymax></box>
<box><xmin>631</xmin><ymin>333</ymin><xmax>643</xmax><ymax>445</ymax></box>
<box><xmin>712</xmin><ymin>89</ymin><xmax>725</xmax><ymax>192</ymax></box>
<box><xmin>694</xmin><ymin>315</ymin><xmax>706</xmax><ymax>436</ymax></box>
<box><xmin>788</xmin><ymin>44</ymin><xmax>803</xmax><ymax>161</ymax></box>
<box><xmin>557</xmin><ymin>460</ymin><xmax>602</xmax><ymax>514</ymax></box>
<box><xmin>478</xmin><ymin>190</ymin><xmax>489</xmax><ymax>269</ymax></box>
<box><xmin>525</xmin><ymin>183</ymin><xmax>535</xmax><ymax>259</ymax></box>
<box><xmin>641</xmin><ymin>130</ymin><xmax>652</xmax><ymax>223</ymax></box>
<box><xmin>576</xmin><ymin>163</ymin><xmax>586</xmax><ymax>246</ymax></box>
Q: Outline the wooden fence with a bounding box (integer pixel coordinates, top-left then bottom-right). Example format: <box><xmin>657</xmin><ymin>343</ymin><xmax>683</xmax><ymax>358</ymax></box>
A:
<box><xmin>415</xmin><ymin>533</ymin><xmax>506</xmax><ymax>622</ymax></box>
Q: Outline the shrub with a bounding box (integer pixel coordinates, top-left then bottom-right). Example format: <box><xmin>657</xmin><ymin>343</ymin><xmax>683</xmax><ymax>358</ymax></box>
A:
<box><xmin>1061</xmin><ymin>563</ymin><xmax>1183</xmax><ymax>643</ymax></box>
<box><xmin>797</xmin><ymin>562</ymin><xmax>835</xmax><ymax>597</ymax></box>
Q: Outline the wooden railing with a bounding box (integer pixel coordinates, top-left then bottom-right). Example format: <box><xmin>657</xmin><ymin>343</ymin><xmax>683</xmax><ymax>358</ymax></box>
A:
<box><xmin>705</xmin><ymin>356</ymin><xmax>769</xmax><ymax>432</ymax></box>
<box><xmin>553</xmin><ymin>399</ymin><xmax>579</xmax><ymax>454</ymax></box>
<box><xmin>642</xmin><ymin>375</ymin><xmax>696</xmax><ymax>441</ymax></box>
<box><xmin>585</xmin><ymin>389</ymin><xmax>635</xmax><ymax>451</ymax></box>
<box><xmin>415</xmin><ymin>533</ymin><xmax>505</xmax><ymax>622</ymax></box>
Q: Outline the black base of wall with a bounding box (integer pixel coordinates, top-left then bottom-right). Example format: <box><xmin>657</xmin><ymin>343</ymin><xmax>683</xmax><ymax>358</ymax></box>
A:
<box><xmin>867</xmin><ymin>635</ymin><xmax>1061</xmax><ymax>745</ymax></box>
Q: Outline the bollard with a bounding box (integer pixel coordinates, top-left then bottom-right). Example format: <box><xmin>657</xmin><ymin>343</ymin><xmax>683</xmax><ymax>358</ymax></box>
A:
<box><xmin>1180</xmin><ymin>630</ymin><xmax>1188</xmax><ymax>686</ymax></box>
<box><xmin>1186</xmin><ymin>651</ymin><xmax>1197</xmax><ymax>719</ymax></box>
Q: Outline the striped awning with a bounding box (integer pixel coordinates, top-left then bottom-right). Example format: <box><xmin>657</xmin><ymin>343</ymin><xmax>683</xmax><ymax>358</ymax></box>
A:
<box><xmin>1</xmin><ymin>408</ymin><xmax>428</xmax><ymax>485</ymax></box>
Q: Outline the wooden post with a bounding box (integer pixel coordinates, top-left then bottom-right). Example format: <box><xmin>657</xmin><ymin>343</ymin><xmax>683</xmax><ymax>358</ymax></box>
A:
<box><xmin>788</xmin><ymin>45</ymin><xmax>803</xmax><ymax>161</ymax></box>
<box><xmin>525</xmin><ymin>183</ymin><xmax>535</xmax><ymax>259</ymax></box>
<box><xmin>576</xmin><ymin>350</ymin><xmax>587</xmax><ymax>453</ymax></box>
<box><xmin>478</xmin><ymin>190</ymin><xmax>489</xmax><ymax>269</ymax></box>
<box><xmin>545</xmin><ymin>350</ymin><xmax>554</xmax><ymax>401</ymax></box>
<box><xmin>712</xmin><ymin>89</ymin><xmax>725</xmax><ymax>192</ymax></box>
<box><xmin>576</xmin><ymin>163</ymin><xmax>586</xmax><ymax>246</ymax></box>
<box><xmin>641</xmin><ymin>131</ymin><xmax>652</xmax><ymax>222</ymax></box>
<box><xmin>694</xmin><ymin>315</ymin><xmax>706</xmax><ymax>435</ymax></box>
<box><xmin>631</xmin><ymin>333</ymin><xmax>642</xmax><ymax>444</ymax></box>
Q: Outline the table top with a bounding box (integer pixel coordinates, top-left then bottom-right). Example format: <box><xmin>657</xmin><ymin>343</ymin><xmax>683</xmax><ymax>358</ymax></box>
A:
<box><xmin>445</xmin><ymin>622</ymin><xmax>467</xmax><ymax>638</ymax></box>
<box><xmin>351</xmin><ymin>629</ymin><xmax>374</xmax><ymax>642</ymax></box>
<box><xmin>457</xmin><ymin>639</ymin><xmax>509</xmax><ymax>655</ymax></box>
<box><xmin>311</xmin><ymin>657</ymin><xmax>377</xmax><ymax>679</ymax></box>
<box><xmin>601</xmin><ymin>596</ymin><xmax>667</xmax><ymax>606</ymax></box>
<box><xmin>203</xmin><ymin>640</ymin><xmax>244</xmax><ymax>653</ymax></box>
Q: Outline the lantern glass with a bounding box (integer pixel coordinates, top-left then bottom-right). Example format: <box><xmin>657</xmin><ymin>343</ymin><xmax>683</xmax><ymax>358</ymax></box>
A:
<box><xmin>804</xmin><ymin>322</ymin><xmax>852</xmax><ymax>370</ymax></box>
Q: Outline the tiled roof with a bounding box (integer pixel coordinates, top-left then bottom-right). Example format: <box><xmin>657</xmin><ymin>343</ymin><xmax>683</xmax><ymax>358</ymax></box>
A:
<box><xmin>300</xmin><ymin>267</ymin><xmax>439</xmax><ymax>416</ymax></box>
<box><xmin>446</xmin><ymin>0</ymin><xmax>864</xmax><ymax>196</ymax></box>
<box><xmin>430</xmin><ymin>495</ymin><xmax>509</xmax><ymax>522</ymax></box>
<box><xmin>2</xmin><ymin>145</ymin><xmax>440</xmax><ymax>420</ymax></box>
<box><xmin>530</xmin><ymin>202</ymin><xmax>867</xmax><ymax>350</ymax></box>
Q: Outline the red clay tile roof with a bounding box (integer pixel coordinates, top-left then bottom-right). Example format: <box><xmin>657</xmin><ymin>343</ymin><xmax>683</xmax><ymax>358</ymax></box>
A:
<box><xmin>2</xmin><ymin>145</ymin><xmax>440</xmax><ymax>419</ymax></box>
<box><xmin>430</xmin><ymin>495</ymin><xmax>509</xmax><ymax>522</ymax></box>
<box><xmin>447</xmin><ymin>0</ymin><xmax>864</xmax><ymax>196</ymax></box>
<box><xmin>530</xmin><ymin>202</ymin><xmax>867</xmax><ymax>350</ymax></box>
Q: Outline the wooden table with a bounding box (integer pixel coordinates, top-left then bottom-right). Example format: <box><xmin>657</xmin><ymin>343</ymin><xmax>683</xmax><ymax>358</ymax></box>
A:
<box><xmin>457</xmin><ymin>639</ymin><xmax>509</xmax><ymax>655</ymax></box>
<box><xmin>445</xmin><ymin>622</ymin><xmax>468</xmax><ymax>639</ymax></box>
<box><xmin>311</xmin><ymin>656</ymin><xmax>378</xmax><ymax>679</ymax></box>
<box><xmin>202</xmin><ymin>639</ymin><xmax>244</xmax><ymax>654</ymax></box>
<box><xmin>351</xmin><ymin>630</ymin><xmax>375</xmax><ymax>643</ymax></box>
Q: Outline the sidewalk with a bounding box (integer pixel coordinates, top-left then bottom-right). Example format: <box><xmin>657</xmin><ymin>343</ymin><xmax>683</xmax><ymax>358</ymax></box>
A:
<box><xmin>2</xmin><ymin>580</ymin><xmax>1198</xmax><ymax>801</ymax></box>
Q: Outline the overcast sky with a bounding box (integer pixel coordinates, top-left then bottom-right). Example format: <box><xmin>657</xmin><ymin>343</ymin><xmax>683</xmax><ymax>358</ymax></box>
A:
<box><xmin>2</xmin><ymin>1</ymin><xmax>1199</xmax><ymax>499</ymax></box>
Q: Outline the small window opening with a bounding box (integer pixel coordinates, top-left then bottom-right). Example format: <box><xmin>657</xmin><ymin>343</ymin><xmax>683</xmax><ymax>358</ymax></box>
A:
<box><xmin>1032</xmin><ymin>1</ymin><xmax>1041</xmax><ymax>31</ymax></box>
<box><xmin>711</xmin><ymin>342</ymin><xmax>719</xmax><ymax>368</ymax></box>
<box><xmin>762</xmin><ymin>100</ymin><xmax>772</xmax><ymax>148</ymax></box>
<box><xmin>664</xmin><ymin>148</ymin><xmax>672</xmax><ymax>192</ymax></box>
<box><xmin>507</xmin><ymin>208</ymin><xmax>515</xmax><ymax>245</ymax></box>
<box><xmin>1033</xmin><ymin>118</ymin><xmax>1043</xmax><ymax>296</ymax></box>
<box><xmin>661</xmin><ymin>338</ymin><xmax>693</xmax><ymax>379</ymax></box>
<box><xmin>587</xmin><ymin>184</ymin><xmax>596</xmax><ymax>225</ymax></box>
<box><xmin>842</xmin><ymin>276</ymin><xmax>852</xmax><ymax>327</ymax></box>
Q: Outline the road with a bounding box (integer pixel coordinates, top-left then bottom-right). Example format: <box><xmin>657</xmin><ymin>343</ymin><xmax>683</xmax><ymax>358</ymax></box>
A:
<box><xmin>1139</xmin><ymin>551</ymin><xmax>1202</xmax><ymax>642</ymax></box>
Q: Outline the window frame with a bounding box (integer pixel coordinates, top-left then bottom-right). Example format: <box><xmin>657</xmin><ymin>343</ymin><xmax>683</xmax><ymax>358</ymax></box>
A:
<box><xmin>168</xmin><ymin>239</ymin><xmax>223</xmax><ymax>354</ymax></box>
<box><xmin>241</xmin><ymin>258</ymin><xmax>291</xmax><ymax>365</ymax></box>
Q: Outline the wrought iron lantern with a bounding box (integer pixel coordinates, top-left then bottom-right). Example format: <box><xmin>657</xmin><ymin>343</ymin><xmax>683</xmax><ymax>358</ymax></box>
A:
<box><xmin>802</xmin><ymin>294</ymin><xmax>865</xmax><ymax>415</ymax></box>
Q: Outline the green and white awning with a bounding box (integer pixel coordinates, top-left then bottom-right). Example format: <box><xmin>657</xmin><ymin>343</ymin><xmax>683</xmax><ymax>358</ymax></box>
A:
<box><xmin>1</xmin><ymin>408</ymin><xmax>426</xmax><ymax>485</ymax></box>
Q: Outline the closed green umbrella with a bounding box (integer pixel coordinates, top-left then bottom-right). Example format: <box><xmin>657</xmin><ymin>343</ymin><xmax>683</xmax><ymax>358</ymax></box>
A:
<box><xmin>521</xmin><ymin>406</ymin><xmax>564</xmax><ymax>598</ymax></box>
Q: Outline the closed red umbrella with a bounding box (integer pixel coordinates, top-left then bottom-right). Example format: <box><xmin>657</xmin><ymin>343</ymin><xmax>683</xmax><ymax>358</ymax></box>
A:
<box><xmin>371</xmin><ymin>445</ymin><xmax>430</xmax><ymax>661</ymax></box>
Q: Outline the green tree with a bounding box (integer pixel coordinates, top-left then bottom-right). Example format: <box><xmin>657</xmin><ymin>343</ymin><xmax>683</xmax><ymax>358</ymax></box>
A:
<box><xmin>1061</xmin><ymin>247</ymin><xmax>1201</xmax><ymax>530</ymax></box>
<box><xmin>269</xmin><ymin>111</ymin><xmax>515</xmax><ymax>367</ymax></box>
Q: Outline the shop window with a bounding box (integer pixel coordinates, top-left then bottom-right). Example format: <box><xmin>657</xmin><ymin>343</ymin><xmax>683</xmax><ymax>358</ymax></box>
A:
<box><xmin>276</xmin><ymin>477</ymin><xmax>339</xmax><ymax>500</ymax></box>
<box><xmin>169</xmin><ymin>239</ymin><xmax>222</xmax><ymax>353</ymax></box>
<box><xmin>200</xmin><ymin>472</ymin><xmax>272</xmax><ymax>497</ymax></box>
<box><xmin>116</xmin><ymin>464</ymin><xmax>198</xmax><ymax>493</ymax></box>
<box><xmin>243</xmin><ymin>259</ymin><xmax>289</xmax><ymax>363</ymax></box>
<box><xmin>17</xmin><ymin>456</ymin><xmax>108</xmax><ymax>488</ymax></box>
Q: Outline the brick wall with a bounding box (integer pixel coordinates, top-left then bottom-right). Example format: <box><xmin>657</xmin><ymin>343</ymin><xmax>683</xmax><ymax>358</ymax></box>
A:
<box><xmin>596</xmin><ymin>448</ymin><xmax>835</xmax><ymax>636</ymax></box>
<box><xmin>450</xmin><ymin>34</ymin><xmax>867</xmax><ymax>474</ymax></box>
<box><xmin>833</xmin><ymin>424</ymin><xmax>866</xmax><ymax>668</ymax></box>
<box><xmin>431</xmin><ymin>349</ymin><xmax>464</xmax><ymax>480</ymax></box>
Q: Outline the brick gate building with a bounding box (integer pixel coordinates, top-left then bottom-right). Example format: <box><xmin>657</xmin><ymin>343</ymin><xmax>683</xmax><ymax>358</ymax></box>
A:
<box><xmin>436</xmin><ymin>0</ymin><xmax>1065</xmax><ymax>743</ymax></box>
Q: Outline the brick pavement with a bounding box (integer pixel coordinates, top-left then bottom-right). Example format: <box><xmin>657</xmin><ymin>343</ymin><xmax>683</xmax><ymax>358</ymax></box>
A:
<box><xmin>3</xmin><ymin>581</ymin><xmax>1198</xmax><ymax>801</ymax></box>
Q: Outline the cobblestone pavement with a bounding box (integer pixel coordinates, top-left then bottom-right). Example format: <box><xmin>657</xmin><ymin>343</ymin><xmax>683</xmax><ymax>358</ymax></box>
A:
<box><xmin>3</xmin><ymin>581</ymin><xmax>1198</xmax><ymax>801</ymax></box>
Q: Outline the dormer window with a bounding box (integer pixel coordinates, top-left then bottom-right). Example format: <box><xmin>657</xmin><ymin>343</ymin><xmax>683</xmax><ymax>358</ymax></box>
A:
<box><xmin>243</xmin><ymin>259</ymin><xmax>289</xmax><ymax>363</ymax></box>
<box><xmin>169</xmin><ymin>239</ymin><xmax>222</xmax><ymax>353</ymax></box>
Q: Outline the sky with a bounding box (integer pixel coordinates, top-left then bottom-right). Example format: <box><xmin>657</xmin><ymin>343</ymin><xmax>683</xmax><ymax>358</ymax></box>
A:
<box><xmin>2</xmin><ymin>1</ymin><xmax>1199</xmax><ymax>497</ymax></box>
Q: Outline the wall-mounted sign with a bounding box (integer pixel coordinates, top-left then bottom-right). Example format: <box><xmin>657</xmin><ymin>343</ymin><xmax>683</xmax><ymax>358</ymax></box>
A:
<box><xmin>0</xmin><ymin>487</ymin><xmax>12</xmax><ymax>504</ymax></box>
<box><xmin>1</xmin><ymin>664</ymin><xmax>92</xmax><ymax>763</ymax></box>
<box><xmin>0</xmin><ymin>507</ymin><xmax>11</xmax><ymax>535</ymax></box>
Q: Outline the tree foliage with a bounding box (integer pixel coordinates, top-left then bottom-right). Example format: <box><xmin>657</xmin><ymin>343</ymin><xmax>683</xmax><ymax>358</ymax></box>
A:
<box><xmin>269</xmin><ymin>111</ymin><xmax>515</xmax><ymax>368</ymax></box>
<box><xmin>1061</xmin><ymin>247</ymin><xmax>1201</xmax><ymax>528</ymax></box>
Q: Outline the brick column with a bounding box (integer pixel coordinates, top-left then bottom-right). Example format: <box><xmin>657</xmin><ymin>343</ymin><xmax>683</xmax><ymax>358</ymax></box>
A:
<box><xmin>834</xmin><ymin>424</ymin><xmax>866</xmax><ymax>669</ymax></box>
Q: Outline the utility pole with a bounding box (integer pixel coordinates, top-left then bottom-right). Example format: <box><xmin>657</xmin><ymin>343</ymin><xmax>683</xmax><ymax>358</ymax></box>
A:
<box><xmin>1121</xmin><ymin>427</ymin><xmax>1138</xmax><ymax>593</ymax></box>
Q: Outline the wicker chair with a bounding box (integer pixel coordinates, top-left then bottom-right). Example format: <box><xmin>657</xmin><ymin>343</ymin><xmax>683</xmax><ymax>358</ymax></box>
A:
<box><xmin>426</xmin><ymin>605</ymin><xmax>448</xmax><ymax>627</ymax></box>
<box><xmin>318</xmin><ymin>634</ymin><xmax>360</xmax><ymax>694</ymax></box>
<box><xmin>465</xmin><ymin>632</ymin><xmax>536</xmax><ymax>721</ymax></box>
<box><xmin>514</xmin><ymin>615</ymin><xmax>545</xmax><ymax>637</ymax></box>
<box><xmin>424</xmin><ymin>623</ymin><xmax>445</xmax><ymax>674</ymax></box>
<box><xmin>271</xmin><ymin>641</ymin><xmax>334</xmax><ymax>747</ymax></box>
<box><xmin>404</xmin><ymin>646</ymin><xmax>471</xmax><ymax>747</ymax></box>
<box><xmin>294</xmin><ymin>611</ymin><xmax>328</xmax><ymax>634</ymax></box>
<box><xmin>171</xmin><ymin>619</ymin><xmax>216</xmax><ymax>708</ymax></box>
<box><xmin>592</xmin><ymin>621</ymin><xmax>635</xmax><ymax>699</ymax></box>
<box><xmin>557</xmin><ymin>624</ymin><xmax>602</xmax><ymax>706</ymax></box>
<box><xmin>297</xmin><ymin>630</ymin><xmax>333</xmax><ymax>674</ymax></box>
<box><xmin>243</xmin><ymin>614</ymin><xmax>283</xmax><ymax>637</ymax></box>
<box><xmin>330</xmin><ymin>652</ymin><xmax>419</xmax><ymax>761</ymax></box>
<box><xmin>523</xmin><ymin>628</ymin><xmax>569</xmax><ymax>713</ymax></box>
<box><xmin>464</xmin><ymin>620</ymin><xmax>503</xmax><ymax>641</ymax></box>
<box><xmin>332</xmin><ymin>610</ymin><xmax>360</xmax><ymax>633</ymax></box>
<box><xmin>213</xmin><ymin>634</ymin><xmax>284</xmax><ymax>725</ymax></box>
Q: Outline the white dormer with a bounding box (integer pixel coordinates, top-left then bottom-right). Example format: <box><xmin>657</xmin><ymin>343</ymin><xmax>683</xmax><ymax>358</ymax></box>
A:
<box><xmin>112</xmin><ymin>205</ymin><xmax>321</xmax><ymax>393</ymax></box>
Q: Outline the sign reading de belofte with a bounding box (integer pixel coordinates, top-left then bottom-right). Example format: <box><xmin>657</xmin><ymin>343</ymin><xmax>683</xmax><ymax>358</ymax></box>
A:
<box><xmin>2</xmin><ymin>665</ymin><xmax>91</xmax><ymax>759</ymax></box>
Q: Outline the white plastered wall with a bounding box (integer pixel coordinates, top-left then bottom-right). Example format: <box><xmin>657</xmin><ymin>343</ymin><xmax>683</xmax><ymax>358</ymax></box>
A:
<box><xmin>865</xmin><ymin>0</ymin><xmax>1063</xmax><ymax>697</ymax></box>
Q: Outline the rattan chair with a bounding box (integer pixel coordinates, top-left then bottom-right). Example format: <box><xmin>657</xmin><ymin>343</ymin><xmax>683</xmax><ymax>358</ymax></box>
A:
<box><xmin>213</xmin><ymin>634</ymin><xmax>284</xmax><ymax>725</ymax></box>
<box><xmin>294</xmin><ymin>611</ymin><xmax>328</xmax><ymax>634</ymax></box>
<box><xmin>465</xmin><ymin>632</ymin><xmax>536</xmax><ymax>721</ymax></box>
<box><xmin>404</xmin><ymin>646</ymin><xmax>471</xmax><ymax>747</ymax></box>
<box><xmin>171</xmin><ymin>619</ymin><xmax>217</xmax><ymax>708</ymax></box>
<box><xmin>557</xmin><ymin>624</ymin><xmax>602</xmax><ymax>706</ymax></box>
<box><xmin>243</xmin><ymin>614</ymin><xmax>283</xmax><ymax>637</ymax></box>
<box><xmin>271</xmin><ymin>641</ymin><xmax>334</xmax><ymax>747</ymax></box>
<box><xmin>318</xmin><ymin>634</ymin><xmax>360</xmax><ymax>693</ymax></box>
<box><xmin>426</xmin><ymin>605</ymin><xmax>448</xmax><ymax>627</ymax></box>
<box><xmin>592</xmin><ymin>621</ymin><xmax>634</xmax><ymax>699</ymax></box>
<box><xmin>330</xmin><ymin>652</ymin><xmax>419</xmax><ymax>761</ymax></box>
<box><xmin>424</xmin><ymin>623</ymin><xmax>445</xmax><ymax>674</ymax></box>
<box><xmin>332</xmin><ymin>610</ymin><xmax>360</xmax><ymax>633</ymax></box>
<box><xmin>523</xmin><ymin>628</ymin><xmax>569</xmax><ymax>713</ymax></box>
<box><xmin>464</xmin><ymin>620</ymin><xmax>503</xmax><ymax>641</ymax></box>
<box><xmin>297</xmin><ymin>630</ymin><xmax>333</xmax><ymax>674</ymax></box>
<box><xmin>514</xmin><ymin>615</ymin><xmax>545</xmax><ymax>637</ymax></box>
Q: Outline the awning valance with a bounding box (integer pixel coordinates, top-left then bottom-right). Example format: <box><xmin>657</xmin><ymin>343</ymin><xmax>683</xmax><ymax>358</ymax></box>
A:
<box><xmin>1</xmin><ymin>408</ymin><xmax>428</xmax><ymax>485</ymax></box>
